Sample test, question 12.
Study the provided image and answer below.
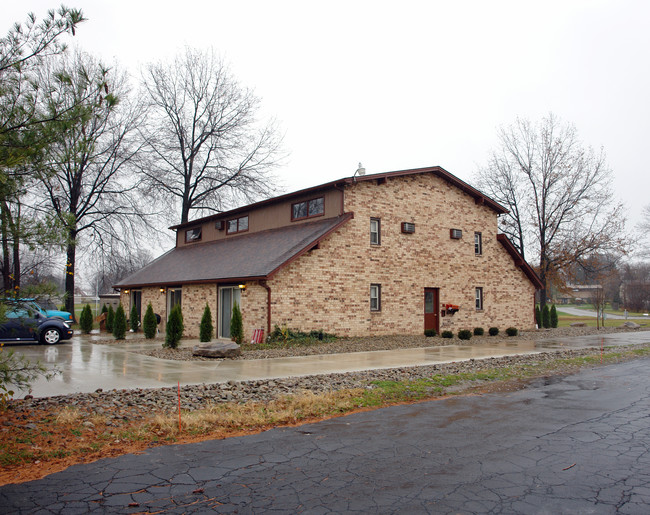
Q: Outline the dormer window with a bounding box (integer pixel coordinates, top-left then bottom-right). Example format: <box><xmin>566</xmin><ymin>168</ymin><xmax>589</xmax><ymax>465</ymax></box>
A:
<box><xmin>292</xmin><ymin>197</ymin><xmax>324</xmax><ymax>221</ymax></box>
<box><xmin>227</xmin><ymin>215</ymin><xmax>249</xmax><ymax>234</ymax></box>
<box><xmin>185</xmin><ymin>227</ymin><xmax>202</xmax><ymax>243</ymax></box>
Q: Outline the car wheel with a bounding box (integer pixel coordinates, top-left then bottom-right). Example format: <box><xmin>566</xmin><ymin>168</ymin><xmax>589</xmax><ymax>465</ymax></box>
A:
<box><xmin>41</xmin><ymin>328</ymin><xmax>61</xmax><ymax>345</ymax></box>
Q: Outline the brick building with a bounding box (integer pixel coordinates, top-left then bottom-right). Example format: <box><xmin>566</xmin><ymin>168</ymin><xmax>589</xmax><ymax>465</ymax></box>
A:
<box><xmin>115</xmin><ymin>166</ymin><xmax>542</xmax><ymax>340</ymax></box>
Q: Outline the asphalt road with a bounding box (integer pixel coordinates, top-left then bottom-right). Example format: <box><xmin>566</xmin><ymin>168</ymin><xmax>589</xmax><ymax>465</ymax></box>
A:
<box><xmin>2</xmin><ymin>358</ymin><xmax>650</xmax><ymax>514</ymax></box>
<box><xmin>557</xmin><ymin>306</ymin><xmax>649</xmax><ymax>320</ymax></box>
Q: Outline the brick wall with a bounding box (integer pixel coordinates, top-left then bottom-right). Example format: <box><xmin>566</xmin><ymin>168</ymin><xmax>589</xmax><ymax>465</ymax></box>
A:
<box><xmin>127</xmin><ymin>172</ymin><xmax>537</xmax><ymax>341</ymax></box>
<box><xmin>267</xmin><ymin>173</ymin><xmax>536</xmax><ymax>336</ymax></box>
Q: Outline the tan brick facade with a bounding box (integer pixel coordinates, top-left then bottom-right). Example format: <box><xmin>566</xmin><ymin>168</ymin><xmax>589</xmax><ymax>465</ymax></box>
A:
<box><xmin>266</xmin><ymin>174</ymin><xmax>536</xmax><ymax>336</ymax></box>
<box><xmin>119</xmin><ymin>170</ymin><xmax>538</xmax><ymax>340</ymax></box>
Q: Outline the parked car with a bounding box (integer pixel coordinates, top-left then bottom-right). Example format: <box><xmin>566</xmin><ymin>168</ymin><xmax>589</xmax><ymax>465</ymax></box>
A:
<box><xmin>4</xmin><ymin>298</ymin><xmax>74</xmax><ymax>323</ymax></box>
<box><xmin>0</xmin><ymin>302</ymin><xmax>73</xmax><ymax>344</ymax></box>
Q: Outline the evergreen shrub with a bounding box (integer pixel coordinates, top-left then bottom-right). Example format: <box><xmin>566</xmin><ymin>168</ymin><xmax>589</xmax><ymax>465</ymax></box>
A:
<box><xmin>142</xmin><ymin>303</ymin><xmax>157</xmax><ymax>339</ymax></box>
<box><xmin>199</xmin><ymin>303</ymin><xmax>214</xmax><ymax>342</ymax></box>
<box><xmin>165</xmin><ymin>304</ymin><xmax>184</xmax><ymax>348</ymax></box>
<box><xmin>113</xmin><ymin>304</ymin><xmax>127</xmax><ymax>340</ymax></box>
<box><xmin>458</xmin><ymin>329</ymin><xmax>472</xmax><ymax>340</ymax></box>
<box><xmin>488</xmin><ymin>327</ymin><xmax>499</xmax><ymax>336</ymax></box>
<box><xmin>473</xmin><ymin>327</ymin><xmax>484</xmax><ymax>336</ymax></box>
<box><xmin>79</xmin><ymin>304</ymin><xmax>93</xmax><ymax>334</ymax></box>
<box><xmin>506</xmin><ymin>327</ymin><xmax>518</xmax><ymax>337</ymax></box>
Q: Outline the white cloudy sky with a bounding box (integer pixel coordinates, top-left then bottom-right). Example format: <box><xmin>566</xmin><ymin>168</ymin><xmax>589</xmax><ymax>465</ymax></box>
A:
<box><xmin>6</xmin><ymin>0</ymin><xmax>650</xmax><ymax>232</ymax></box>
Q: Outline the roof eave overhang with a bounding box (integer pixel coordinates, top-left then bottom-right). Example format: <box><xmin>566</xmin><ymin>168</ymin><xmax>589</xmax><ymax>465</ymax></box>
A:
<box><xmin>170</xmin><ymin>165</ymin><xmax>507</xmax><ymax>230</ymax></box>
<box><xmin>497</xmin><ymin>233</ymin><xmax>544</xmax><ymax>290</ymax></box>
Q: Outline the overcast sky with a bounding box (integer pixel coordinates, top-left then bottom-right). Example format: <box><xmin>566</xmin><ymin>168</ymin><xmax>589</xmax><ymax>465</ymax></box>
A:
<box><xmin>6</xmin><ymin>0</ymin><xmax>650</xmax><ymax>232</ymax></box>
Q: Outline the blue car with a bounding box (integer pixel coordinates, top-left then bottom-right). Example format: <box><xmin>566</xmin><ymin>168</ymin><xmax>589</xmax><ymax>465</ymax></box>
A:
<box><xmin>5</xmin><ymin>298</ymin><xmax>74</xmax><ymax>323</ymax></box>
<box><xmin>0</xmin><ymin>302</ymin><xmax>74</xmax><ymax>344</ymax></box>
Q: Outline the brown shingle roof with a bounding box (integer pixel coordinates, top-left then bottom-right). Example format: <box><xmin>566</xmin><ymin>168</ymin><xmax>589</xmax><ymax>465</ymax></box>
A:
<box><xmin>115</xmin><ymin>214</ymin><xmax>352</xmax><ymax>288</ymax></box>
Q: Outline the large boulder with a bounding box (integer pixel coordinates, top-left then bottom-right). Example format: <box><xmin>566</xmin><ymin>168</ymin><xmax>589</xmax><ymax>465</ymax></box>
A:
<box><xmin>623</xmin><ymin>321</ymin><xmax>641</xmax><ymax>329</ymax></box>
<box><xmin>193</xmin><ymin>341</ymin><xmax>241</xmax><ymax>358</ymax></box>
<box><xmin>570</xmin><ymin>322</ymin><xmax>587</xmax><ymax>327</ymax></box>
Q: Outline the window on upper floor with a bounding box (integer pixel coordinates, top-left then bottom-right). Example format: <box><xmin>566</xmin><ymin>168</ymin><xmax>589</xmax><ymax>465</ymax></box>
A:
<box><xmin>185</xmin><ymin>227</ymin><xmax>202</xmax><ymax>243</ymax></box>
<box><xmin>370</xmin><ymin>218</ymin><xmax>381</xmax><ymax>245</ymax></box>
<box><xmin>292</xmin><ymin>197</ymin><xmax>324</xmax><ymax>221</ymax></box>
<box><xmin>370</xmin><ymin>284</ymin><xmax>382</xmax><ymax>311</ymax></box>
<box><xmin>227</xmin><ymin>215</ymin><xmax>249</xmax><ymax>234</ymax></box>
<box><xmin>475</xmin><ymin>287</ymin><xmax>483</xmax><ymax>310</ymax></box>
<box><xmin>475</xmin><ymin>232</ymin><xmax>482</xmax><ymax>255</ymax></box>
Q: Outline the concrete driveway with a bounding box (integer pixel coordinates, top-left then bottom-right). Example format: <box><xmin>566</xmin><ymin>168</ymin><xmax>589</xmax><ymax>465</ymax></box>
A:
<box><xmin>8</xmin><ymin>331</ymin><xmax>650</xmax><ymax>398</ymax></box>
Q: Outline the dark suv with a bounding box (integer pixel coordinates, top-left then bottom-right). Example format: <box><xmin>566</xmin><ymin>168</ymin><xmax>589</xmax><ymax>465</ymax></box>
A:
<box><xmin>0</xmin><ymin>302</ymin><xmax>74</xmax><ymax>344</ymax></box>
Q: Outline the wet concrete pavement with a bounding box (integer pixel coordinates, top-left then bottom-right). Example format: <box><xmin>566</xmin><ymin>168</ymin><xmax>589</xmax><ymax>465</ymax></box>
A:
<box><xmin>2</xmin><ymin>355</ymin><xmax>650</xmax><ymax>513</ymax></box>
<box><xmin>10</xmin><ymin>331</ymin><xmax>650</xmax><ymax>398</ymax></box>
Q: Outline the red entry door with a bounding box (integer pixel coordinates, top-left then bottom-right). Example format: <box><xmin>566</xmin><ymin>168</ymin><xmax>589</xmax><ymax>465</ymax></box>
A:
<box><xmin>424</xmin><ymin>288</ymin><xmax>440</xmax><ymax>333</ymax></box>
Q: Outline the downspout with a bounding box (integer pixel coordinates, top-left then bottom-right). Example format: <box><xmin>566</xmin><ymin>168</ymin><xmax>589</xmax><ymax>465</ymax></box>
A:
<box><xmin>260</xmin><ymin>280</ymin><xmax>272</xmax><ymax>337</ymax></box>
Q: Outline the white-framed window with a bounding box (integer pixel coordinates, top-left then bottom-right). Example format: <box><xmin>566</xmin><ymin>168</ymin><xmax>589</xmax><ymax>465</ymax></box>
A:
<box><xmin>370</xmin><ymin>284</ymin><xmax>381</xmax><ymax>311</ymax></box>
<box><xmin>475</xmin><ymin>287</ymin><xmax>483</xmax><ymax>310</ymax></box>
<box><xmin>474</xmin><ymin>232</ymin><xmax>482</xmax><ymax>255</ymax></box>
<box><xmin>370</xmin><ymin>218</ymin><xmax>380</xmax><ymax>245</ymax></box>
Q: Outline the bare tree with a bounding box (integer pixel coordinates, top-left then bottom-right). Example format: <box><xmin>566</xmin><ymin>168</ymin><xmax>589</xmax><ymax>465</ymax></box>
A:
<box><xmin>92</xmin><ymin>248</ymin><xmax>153</xmax><ymax>295</ymax></box>
<box><xmin>476</xmin><ymin>114</ymin><xmax>629</xmax><ymax>306</ymax></box>
<box><xmin>140</xmin><ymin>47</ymin><xmax>283</xmax><ymax>224</ymax></box>
<box><xmin>31</xmin><ymin>50</ymin><xmax>147</xmax><ymax>316</ymax></box>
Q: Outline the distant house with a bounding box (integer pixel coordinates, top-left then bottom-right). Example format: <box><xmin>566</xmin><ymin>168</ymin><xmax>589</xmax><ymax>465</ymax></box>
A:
<box><xmin>115</xmin><ymin>166</ymin><xmax>542</xmax><ymax>340</ymax></box>
<box><xmin>556</xmin><ymin>284</ymin><xmax>602</xmax><ymax>305</ymax></box>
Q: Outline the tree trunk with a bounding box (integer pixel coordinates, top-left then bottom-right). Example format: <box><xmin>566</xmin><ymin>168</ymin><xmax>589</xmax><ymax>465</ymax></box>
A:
<box><xmin>1</xmin><ymin>204</ymin><xmax>11</xmax><ymax>293</ymax></box>
<box><xmin>65</xmin><ymin>231</ymin><xmax>77</xmax><ymax>321</ymax></box>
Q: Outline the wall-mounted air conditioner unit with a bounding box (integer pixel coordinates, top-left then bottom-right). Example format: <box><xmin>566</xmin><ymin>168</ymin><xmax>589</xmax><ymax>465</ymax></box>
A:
<box><xmin>450</xmin><ymin>229</ymin><xmax>462</xmax><ymax>239</ymax></box>
<box><xmin>401</xmin><ymin>222</ymin><xmax>415</xmax><ymax>234</ymax></box>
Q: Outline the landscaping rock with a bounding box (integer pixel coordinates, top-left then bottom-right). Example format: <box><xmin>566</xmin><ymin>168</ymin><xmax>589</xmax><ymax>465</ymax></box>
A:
<box><xmin>623</xmin><ymin>321</ymin><xmax>641</xmax><ymax>329</ymax></box>
<box><xmin>570</xmin><ymin>322</ymin><xmax>587</xmax><ymax>327</ymax></box>
<box><xmin>193</xmin><ymin>341</ymin><xmax>241</xmax><ymax>358</ymax></box>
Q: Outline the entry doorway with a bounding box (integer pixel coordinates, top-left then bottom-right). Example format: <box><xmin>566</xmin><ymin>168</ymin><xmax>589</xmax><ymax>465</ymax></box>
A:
<box><xmin>424</xmin><ymin>288</ymin><xmax>440</xmax><ymax>333</ymax></box>
<box><xmin>219</xmin><ymin>286</ymin><xmax>242</xmax><ymax>339</ymax></box>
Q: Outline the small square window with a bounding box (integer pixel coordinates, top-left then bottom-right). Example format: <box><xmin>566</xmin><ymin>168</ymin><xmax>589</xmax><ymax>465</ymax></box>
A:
<box><xmin>475</xmin><ymin>287</ymin><xmax>483</xmax><ymax>310</ymax></box>
<box><xmin>370</xmin><ymin>284</ymin><xmax>381</xmax><ymax>311</ymax></box>
<box><xmin>474</xmin><ymin>232</ymin><xmax>482</xmax><ymax>255</ymax></box>
<box><xmin>370</xmin><ymin>218</ymin><xmax>380</xmax><ymax>245</ymax></box>
<box><xmin>185</xmin><ymin>227</ymin><xmax>202</xmax><ymax>243</ymax></box>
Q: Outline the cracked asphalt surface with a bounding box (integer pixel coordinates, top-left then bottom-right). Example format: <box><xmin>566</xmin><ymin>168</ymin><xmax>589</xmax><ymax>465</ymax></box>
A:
<box><xmin>2</xmin><ymin>358</ymin><xmax>650</xmax><ymax>514</ymax></box>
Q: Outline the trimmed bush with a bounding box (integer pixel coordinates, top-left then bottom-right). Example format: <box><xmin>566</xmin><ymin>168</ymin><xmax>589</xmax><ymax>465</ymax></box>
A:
<box><xmin>550</xmin><ymin>304</ymin><xmax>558</xmax><ymax>328</ymax></box>
<box><xmin>113</xmin><ymin>304</ymin><xmax>127</xmax><ymax>340</ymax></box>
<box><xmin>106</xmin><ymin>305</ymin><xmax>115</xmax><ymax>332</ymax></box>
<box><xmin>488</xmin><ymin>327</ymin><xmax>499</xmax><ymax>336</ymax></box>
<box><xmin>165</xmin><ymin>304</ymin><xmax>184</xmax><ymax>348</ymax></box>
<box><xmin>441</xmin><ymin>330</ymin><xmax>454</xmax><ymax>339</ymax></box>
<box><xmin>535</xmin><ymin>305</ymin><xmax>541</xmax><ymax>327</ymax></box>
<box><xmin>129</xmin><ymin>304</ymin><xmax>139</xmax><ymax>332</ymax></box>
<box><xmin>473</xmin><ymin>327</ymin><xmax>484</xmax><ymax>336</ymax></box>
<box><xmin>101</xmin><ymin>304</ymin><xmax>108</xmax><ymax>314</ymax></box>
<box><xmin>424</xmin><ymin>329</ymin><xmax>437</xmax><ymax>337</ymax></box>
<box><xmin>542</xmin><ymin>304</ymin><xmax>550</xmax><ymax>328</ymax></box>
<box><xmin>458</xmin><ymin>329</ymin><xmax>472</xmax><ymax>340</ymax></box>
<box><xmin>506</xmin><ymin>327</ymin><xmax>518</xmax><ymax>337</ymax></box>
<box><xmin>142</xmin><ymin>302</ymin><xmax>157</xmax><ymax>339</ymax></box>
<box><xmin>199</xmin><ymin>303</ymin><xmax>214</xmax><ymax>342</ymax></box>
<box><xmin>230</xmin><ymin>302</ymin><xmax>244</xmax><ymax>345</ymax></box>
<box><xmin>79</xmin><ymin>304</ymin><xmax>93</xmax><ymax>334</ymax></box>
